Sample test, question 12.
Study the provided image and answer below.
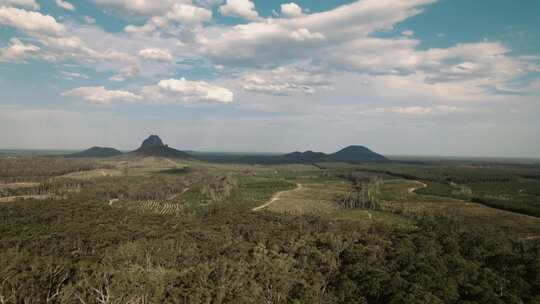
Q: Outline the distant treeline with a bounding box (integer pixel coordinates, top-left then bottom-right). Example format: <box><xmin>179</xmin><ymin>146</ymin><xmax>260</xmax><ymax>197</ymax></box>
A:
<box><xmin>350</xmin><ymin>165</ymin><xmax>540</xmax><ymax>218</ymax></box>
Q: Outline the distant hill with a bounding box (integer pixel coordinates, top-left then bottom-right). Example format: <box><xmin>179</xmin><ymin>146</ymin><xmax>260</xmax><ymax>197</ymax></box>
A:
<box><xmin>328</xmin><ymin>145</ymin><xmax>388</xmax><ymax>162</ymax></box>
<box><xmin>67</xmin><ymin>146</ymin><xmax>123</xmax><ymax>158</ymax></box>
<box><xmin>131</xmin><ymin>135</ymin><xmax>191</xmax><ymax>159</ymax></box>
<box><xmin>194</xmin><ymin>145</ymin><xmax>387</xmax><ymax>164</ymax></box>
<box><xmin>139</xmin><ymin>135</ymin><xmax>164</xmax><ymax>149</ymax></box>
<box><xmin>280</xmin><ymin>151</ymin><xmax>328</xmax><ymax>163</ymax></box>
<box><xmin>271</xmin><ymin>146</ymin><xmax>387</xmax><ymax>164</ymax></box>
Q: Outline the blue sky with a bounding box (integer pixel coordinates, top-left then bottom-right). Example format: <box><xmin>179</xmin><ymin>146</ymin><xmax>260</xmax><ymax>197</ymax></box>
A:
<box><xmin>0</xmin><ymin>0</ymin><xmax>539</xmax><ymax>157</ymax></box>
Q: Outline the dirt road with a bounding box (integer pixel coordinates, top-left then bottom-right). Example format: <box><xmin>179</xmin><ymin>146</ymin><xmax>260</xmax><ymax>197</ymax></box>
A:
<box><xmin>253</xmin><ymin>183</ymin><xmax>303</xmax><ymax>211</ymax></box>
<box><xmin>408</xmin><ymin>181</ymin><xmax>428</xmax><ymax>194</ymax></box>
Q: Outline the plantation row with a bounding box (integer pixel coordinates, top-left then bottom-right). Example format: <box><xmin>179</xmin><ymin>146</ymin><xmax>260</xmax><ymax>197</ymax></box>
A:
<box><xmin>138</xmin><ymin>200</ymin><xmax>185</xmax><ymax>215</ymax></box>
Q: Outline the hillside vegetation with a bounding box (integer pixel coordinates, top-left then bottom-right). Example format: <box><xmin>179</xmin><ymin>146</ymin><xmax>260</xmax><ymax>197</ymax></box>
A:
<box><xmin>0</xmin><ymin>156</ymin><xmax>539</xmax><ymax>303</ymax></box>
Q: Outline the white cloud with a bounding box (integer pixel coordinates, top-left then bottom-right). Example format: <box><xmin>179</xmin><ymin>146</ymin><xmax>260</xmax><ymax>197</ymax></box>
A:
<box><xmin>166</xmin><ymin>3</ymin><xmax>212</xmax><ymax>24</ymax></box>
<box><xmin>92</xmin><ymin>0</ymin><xmax>212</xmax><ymax>24</ymax></box>
<box><xmin>401</xmin><ymin>30</ymin><xmax>414</xmax><ymax>37</ymax></box>
<box><xmin>290</xmin><ymin>28</ymin><xmax>325</xmax><ymax>41</ymax></box>
<box><xmin>219</xmin><ymin>0</ymin><xmax>259</xmax><ymax>21</ymax></box>
<box><xmin>91</xmin><ymin>0</ymin><xmax>175</xmax><ymax>16</ymax></box>
<box><xmin>36</xmin><ymin>35</ymin><xmax>100</xmax><ymax>60</ymax></box>
<box><xmin>240</xmin><ymin>66</ymin><xmax>332</xmax><ymax>95</ymax></box>
<box><xmin>0</xmin><ymin>6</ymin><xmax>65</xmax><ymax>35</ymax></box>
<box><xmin>143</xmin><ymin>78</ymin><xmax>234</xmax><ymax>103</ymax></box>
<box><xmin>55</xmin><ymin>0</ymin><xmax>75</xmax><ymax>11</ymax></box>
<box><xmin>138</xmin><ymin>48</ymin><xmax>173</xmax><ymax>61</ymax></box>
<box><xmin>63</xmin><ymin>79</ymin><xmax>233</xmax><ymax>105</ymax></box>
<box><xmin>60</xmin><ymin>71</ymin><xmax>90</xmax><ymax>80</ymax></box>
<box><xmin>62</xmin><ymin>86</ymin><xmax>142</xmax><ymax>104</ymax></box>
<box><xmin>124</xmin><ymin>16</ymin><xmax>166</xmax><ymax>35</ymax></box>
<box><xmin>122</xmin><ymin>3</ymin><xmax>212</xmax><ymax>36</ymax></box>
<box><xmin>371</xmin><ymin>105</ymin><xmax>467</xmax><ymax>116</ymax></box>
<box><xmin>0</xmin><ymin>38</ymin><xmax>40</xmax><ymax>62</ymax></box>
<box><xmin>110</xmin><ymin>65</ymin><xmax>139</xmax><ymax>82</ymax></box>
<box><xmin>0</xmin><ymin>0</ymin><xmax>537</xmax><ymax>119</ymax></box>
<box><xmin>0</xmin><ymin>0</ymin><xmax>39</xmax><ymax>10</ymax></box>
<box><xmin>281</xmin><ymin>2</ymin><xmax>303</xmax><ymax>18</ymax></box>
<box><xmin>200</xmin><ymin>0</ymin><xmax>436</xmax><ymax>68</ymax></box>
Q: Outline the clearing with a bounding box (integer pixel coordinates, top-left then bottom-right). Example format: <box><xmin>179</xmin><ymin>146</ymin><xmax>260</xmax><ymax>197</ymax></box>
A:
<box><xmin>253</xmin><ymin>183</ymin><xmax>303</xmax><ymax>211</ymax></box>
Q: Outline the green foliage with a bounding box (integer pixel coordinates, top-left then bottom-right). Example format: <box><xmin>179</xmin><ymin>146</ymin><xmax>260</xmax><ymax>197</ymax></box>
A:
<box><xmin>415</xmin><ymin>182</ymin><xmax>455</xmax><ymax>197</ymax></box>
<box><xmin>1</xmin><ymin>156</ymin><xmax>540</xmax><ymax>303</ymax></box>
<box><xmin>471</xmin><ymin>196</ymin><xmax>540</xmax><ymax>218</ymax></box>
<box><xmin>354</xmin><ymin>163</ymin><xmax>540</xmax><ymax>218</ymax></box>
<box><xmin>1</xmin><ymin>195</ymin><xmax>539</xmax><ymax>303</ymax></box>
<box><xmin>0</xmin><ymin>157</ymin><xmax>105</xmax><ymax>183</ymax></box>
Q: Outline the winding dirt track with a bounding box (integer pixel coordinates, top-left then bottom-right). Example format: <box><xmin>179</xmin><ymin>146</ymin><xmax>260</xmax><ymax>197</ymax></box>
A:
<box><xmin>408</xmin><ymin>181</ymin><xmax>428</xmax><ymax>194</ymax></box>
<box><xmin>252</xmin><ymin>183</ymin><xmax>303</xmax><ymax>211</ymax></box>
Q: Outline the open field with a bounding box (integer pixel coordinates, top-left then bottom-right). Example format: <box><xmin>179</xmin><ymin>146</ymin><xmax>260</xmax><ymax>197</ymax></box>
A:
<box><xmin>57</xmin><ymin>168</ymin><xmax>123</xmax><ymax>179</ymax></box>
<box><xmin>1</xmin><ymin>155</ymin><xmax>539</xmax><ymax>303</ymax></box>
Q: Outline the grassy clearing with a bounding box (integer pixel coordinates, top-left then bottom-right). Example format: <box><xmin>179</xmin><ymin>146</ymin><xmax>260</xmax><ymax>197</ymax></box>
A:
<box><xmin>0</xmin><ymin>194</ymin><xmax>50</xmax><ymax>203</ymax></box>
<box><xmin>57</xmin><ymin>168</ymin><xmax>123</xmax><ymax>179</ymax></box>
<box><xmin>380</xmin><ymin>179</ymin><xmax>540</xmax><ymax>237</ymax></box>
<box><xmin>265</xmin><ymin>181</ymin><xmax>342</xmax><ymax>215</ymax></box>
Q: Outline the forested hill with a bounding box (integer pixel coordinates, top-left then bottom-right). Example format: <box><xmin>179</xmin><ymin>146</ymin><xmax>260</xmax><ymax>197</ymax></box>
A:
<box><xmin>328</xmin><ymin>145</ymin><xmax>388</xmax><ymax>162</ymax></box>
<box><xmin>67</xmin><ymin>147</ymin><xmax>123</xmax><ymax>158</ymax></box>
<box><xmin>191</xmin><ymin>145</ymin><xmax>388</xmax><ymax>164</ymax></box>
<box><xmin>131</xmin><ymin>135</ymin><xmax>192</xmax><ymax>159</ymax></box>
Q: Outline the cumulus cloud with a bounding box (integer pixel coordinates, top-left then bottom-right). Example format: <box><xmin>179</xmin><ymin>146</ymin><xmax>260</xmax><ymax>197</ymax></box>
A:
<box><xmin>0</xmin><ymin>6</ymin><xmax>65</xmax><ymax>35</ymax></box>
<box><xmin>91</xmin><ymin>0</ymin><xmax>174</xmax><ymax>16</ymax></box>
<box><xmin>166</xmin><ymin>3</ymin><xmax>212</xmax><ymax>24</ymax></box>
<box><xmin>62</xmin><ymin>86</ymin><xmax>142</xmax><ymax>104</ymax></box>
<box><xmin>281</xmin><ymin>2</ymin><xmax>303</xmax><ymax>18</ymax></box>
<box><xmin>36</xmin><ymin>34</ymin><xmax>113</xmax><ymax>62</ymax></box>
<box><xmin>0</xmin><ymin>0</ymin><xmax>39</xmax><ymax>10</ymax></box>
<box><xmin>0</xmin><ymin>38</ymin><xmax>40</xmax><ymax>62</ymax></box>
<box><xmin>240</xmin><ymin>66</ymin><xmax>332</xmax><ymax>95</ymax></box>
<box><xmin>110</xmin><ymin>65</ymin><xmax>139</xmax><ymax>82</ymax></box>
<box><xmin>122</xmin><ymin>3</ymin><xmax>211</xmax><ymax>36</ymax></box>
<box><xmin>142</xmin><ymin>78</ymin><xmax>234</xmax><ymax>103</ymax></box>
<box><xmin>124</xmin><ymin>16</ymin><xmax>166</xmax><ymax>35</ymax></box>
<box><xmin>60</xmin><ymin>71</ymin><xmax>90</xmax><ymax>80</ymax></box>
<box><xmin>93</xmin><ymin>0</ymin><xmax>212</xmax><ymax>28</ymax></box>
<box><xmin>199</xmin><ymin>0</ymin><xmax>436</xmax><ymax>68</ymax></box>
<box><xmin>0</xmin><ymin>6</ymin><xmax>139</xmax><ymax>75</ymax></box>
<box><xmin>55</xmin><ymin>0</ymin><xmax>75</xmax><ymax>11</ymax></box>
<box><xmin>290</xmin><ymin>28</ymin><xmax>325</xmax><ymax>41</ymax></box>
<box><xmin>138</xmin><ymin>48</ymin><xmax>173</xmax><ymax>61</ymax></box>
<box><xmin>219</xmin><ymin>0</ymin><xmax>259</xmax><ymax>21</ymax></box>
<box><xmin>2</xmin><ymin>0</ymin><xmax>538</xmax><ymax>119</ymax></box>
<box><xmin>63</xmin><ymin>79</ymin><xmax>233</xmax><ymax>105</ymax></box>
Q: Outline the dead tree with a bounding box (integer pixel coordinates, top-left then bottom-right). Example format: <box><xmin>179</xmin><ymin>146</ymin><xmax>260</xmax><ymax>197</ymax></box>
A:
<box><xmin>338</xmin><ymin>175</ymin><xmax>383</xmax><ymax>210</ymax></box>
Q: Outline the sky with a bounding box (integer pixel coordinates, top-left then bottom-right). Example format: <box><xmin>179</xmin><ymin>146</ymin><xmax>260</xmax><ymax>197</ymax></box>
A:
<box><xmin>0</xmin><ymin>0</ymin><xmax>539</xmax><ymax>157</ymax></box>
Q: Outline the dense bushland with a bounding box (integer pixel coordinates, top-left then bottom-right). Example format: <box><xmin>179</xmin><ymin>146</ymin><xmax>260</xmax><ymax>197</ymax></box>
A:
<box><xmin>1</xmin><ymin>194</ymin><xmax>539</xmax><ymax>304</ymax></box>
<box><xmin>0</xmin><ymin>157</ymin><xmax>105</xmax><ymax>183</ymax></box>
<box><xmin>354</xmin><ymin>164</ymin><xmax>540</xmax><ymax>218</ymax></box>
